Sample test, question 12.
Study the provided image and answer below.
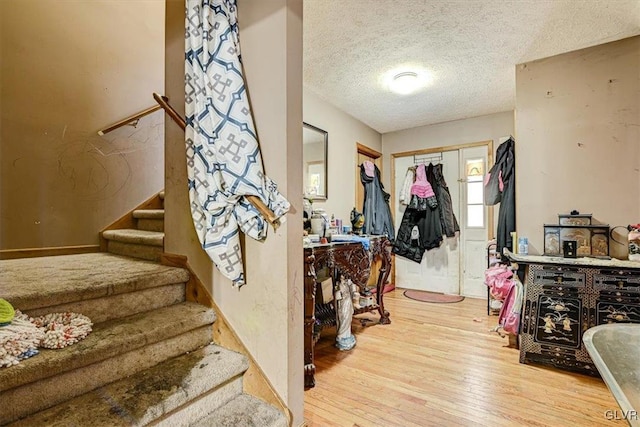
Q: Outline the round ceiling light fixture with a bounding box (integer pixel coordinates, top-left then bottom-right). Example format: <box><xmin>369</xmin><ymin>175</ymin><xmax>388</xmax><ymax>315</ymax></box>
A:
<box><xmin>390</xmin><ymin>72</ymin><xmax>419</xmax><ymax>94</ymax></box>
<box><xmin>385</xmin><ymin>68</ymin><xmax>432</xmax><ymax>95</ymax></box>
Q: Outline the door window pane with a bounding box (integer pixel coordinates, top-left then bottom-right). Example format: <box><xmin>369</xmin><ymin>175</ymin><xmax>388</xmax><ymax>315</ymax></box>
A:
<box><xmin>466</xmin><ymin>159</ymin><xmax>484</xmax><ymax>177</ymax></box>
<box><xmin>465</xmin><ymin>158</ymin><xmax>485</xmax><ymax>228</ymax></box>
<box><xmin>467</xmin><ymin>205</ymin><xmax>484</xmax><ymax>227</ymax></box>
<box><xmin>467</xmin><ymin>181</ymin><xmax>483</xmax><ymax>204</ymax></box>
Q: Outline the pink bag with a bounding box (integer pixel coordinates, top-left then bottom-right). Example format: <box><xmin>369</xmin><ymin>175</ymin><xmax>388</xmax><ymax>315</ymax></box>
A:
<box><xmin>495</xmin><ymin>276</ymin><xmax>524</xmax><ymax>336</ymax></box>
<box><xmin>484</xmin><ymin>265</ymin><xmax>513</xmax><ymax>300</ymax></box>
<box><xmin>491</xmin><ymin>276</ymin><xmax>514</xmax><ymax>301</ymax></box>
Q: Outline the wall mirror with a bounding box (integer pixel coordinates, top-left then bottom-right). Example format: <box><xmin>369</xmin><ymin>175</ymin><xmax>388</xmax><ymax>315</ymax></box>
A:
<box><xmin>303</xmin><ymin>122</ymin><xmax>328</xmax><ymax>200</ymax></box>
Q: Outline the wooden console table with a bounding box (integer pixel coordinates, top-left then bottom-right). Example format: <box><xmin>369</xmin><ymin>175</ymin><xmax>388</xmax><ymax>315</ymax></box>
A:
<box><xmin>304</xmin><ymin>236</ymin><xmax>392</xmax><ymax>389</ymax></box>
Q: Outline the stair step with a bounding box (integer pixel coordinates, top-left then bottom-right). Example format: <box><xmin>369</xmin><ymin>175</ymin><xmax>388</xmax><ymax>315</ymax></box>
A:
<box><xmin>0</xmin><ymin>302</ymin><xmax>216</xmax><ymax>392</ymax></box>
<box><xmin>103</xmin><ymin>230</ymin><xmax>164</xmax><ymax>261</ymax></box>
<box><xmin>137</xmin><ymin>218</ymin><xmax>164</xmax><ymax>232</ymax></box>
<box><xmin>190</xmin><ymin>394</ymin><xmax>288</xmax><ymax>427</ymax></box>
<box><xmin>107</xmin><ymin>241</ymin><xmax>163</xmax><ymax>261</ymax></box>
<box><xmin>0</xmin><ymin>303</ymin><xmax>216</xmax><ymax>424</ymax></box>
<box><xmin>102</xmin><ymin>229</ymin><xmax>164</xmax><ymax>246</ymax></box>
<box><xmin>25</xmin><ymin>282</ymin><xmax>185</xmax><ymax>324</ymax></box>
<box><xmin>133</xmin><ymin>209</ymin><xmax>164</xmax><ymax>219</ymax></box>
<box><xmin>133</xmin><ymin>208</ymin><xmax>164</xmax><ymax>232</ymax></box>
<box><xmin>8</xmin><ymin>344</ymin><xmax>248</xmax><ymax>427</ymax></box>
<box><xmin>2</xmin><ymin>253</ymin><xmax>189</xmax><ymax>312</ymax></box>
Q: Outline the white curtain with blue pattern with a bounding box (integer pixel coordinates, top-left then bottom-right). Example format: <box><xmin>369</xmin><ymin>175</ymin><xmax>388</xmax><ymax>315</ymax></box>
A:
<box><xmin>185</xmin><ymin>0</ymin><xmax>290</xmax><ymax>286</ymax></box>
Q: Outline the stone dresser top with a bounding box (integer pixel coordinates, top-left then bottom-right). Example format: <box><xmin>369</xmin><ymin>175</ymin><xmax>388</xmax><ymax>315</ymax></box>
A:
<box><xmin>504</xmin><ymin>249</ymin><xmax>640</xmax><ymax>270</ymax></box>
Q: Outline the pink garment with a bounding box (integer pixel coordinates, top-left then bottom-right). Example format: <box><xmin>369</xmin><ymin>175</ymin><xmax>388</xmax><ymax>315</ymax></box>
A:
<box><xmin>410</xmin><ymin>164</ymin><xmax>435</xmax><ymax>198</ymax></box>
<box><xmin>363</xmin><ymin>161</ymin><xmax>375</xmax><ymax>178</ymax></box>
<box><xmin>484</xmin><ymin>264</ymin><xmax>514</xmax><ymax>300</ymax></box>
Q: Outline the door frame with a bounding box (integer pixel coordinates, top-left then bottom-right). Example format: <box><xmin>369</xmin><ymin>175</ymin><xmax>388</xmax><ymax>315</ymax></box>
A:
<box><xmin>389</xmin><ymin>140</ymin><xmax>495</xmax><ymax>288</ymax></box>
<box><xmin>356</xmin><ymin>142</ymin><xmax>382</xmax><ymax>210</ymax></box>
<box><xmin>356</xmin><ymin>143</ymin><xmax>385</xmax><ymax>287</ymax></box>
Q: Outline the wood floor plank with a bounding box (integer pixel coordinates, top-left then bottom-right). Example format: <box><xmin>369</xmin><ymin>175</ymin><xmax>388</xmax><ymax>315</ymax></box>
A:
<box><xmin>304</xmin><ymin>289</ymin><xmax>624</xmax><ymax>426</ymax></box>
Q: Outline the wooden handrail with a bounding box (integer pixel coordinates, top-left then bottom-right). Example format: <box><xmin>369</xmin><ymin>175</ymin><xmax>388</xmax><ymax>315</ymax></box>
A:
<box><xmin>97</xmin><ymin>105</ymin><xmax>162</xmax><ymax>135</ymax></box>
<box><xmin>153</xmin><ymin>93</ymin><xmax>187</xmax><ymax>130</ymax></box>
<box><xmin>153</xmin><ymin>93</ymin><xmax>282</xmax><ymax>229</ymax></box>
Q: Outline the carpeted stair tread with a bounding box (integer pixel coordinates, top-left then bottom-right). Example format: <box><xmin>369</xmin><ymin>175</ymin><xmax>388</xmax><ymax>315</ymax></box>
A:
<box><xmin>1</xmin><ymin>253</ymin><xmax>189</xmax><ymax>311</ymax></box>
<box><xmin>23</xmin><ymin>283</ymin><xmax>185</xmax><ymax>324</ymax></box>
<box><xmin>1</xmin><ymin>326</ymin><xmax>214</xmax><ymax>424</ymax></box>
<box><xmin>106</xmin><ymin>241</ymin><xmax>163</xmax><ymax>261</ymax></box>
<box><xmin>0</xmin><ymin>302</ymin><xmax>216</xmax><ymax>393</ymax></box>
<box><xmin>136</xmin><ymin>218</ymin><xmax>164</xmax><ymax>232</ymax></box>
<box><xmin>136</xmin><ymin>212</ymin><xmax>165</xmax><ymax>232</ymax></box>
<box><xmin>102</xmin><ymin>229</ymin><xmax>164</xmax><ymax>246</ymax></box>
<box><xmin>191</xmin><ymin>394</ymin><xmax>288</xmax><ymax>427</ymax></box>
<box><xmin>8</xmin><ymin>344</ymin><xmax>249</xmax><ymax>427</ymax></box>
<box><xmin>133</xmin><ymin>209</ymin><xmax>164</xmax><ymax>219</ymax></box>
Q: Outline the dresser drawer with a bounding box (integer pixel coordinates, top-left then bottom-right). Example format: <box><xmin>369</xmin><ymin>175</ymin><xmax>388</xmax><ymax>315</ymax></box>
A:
<box><xmin>595</xmin><ymin>300</ymin><xmax>640</xmax><ymax>325</ymax></box>
<box><xmin>534</xmin><ymin>268</ymin><xmax>586</xmax><ymax>288</ymax></box>
<box><xmin>594</xmin><ymin>274</ymin><xmax>640</xmax><ymax>293</ymax></box>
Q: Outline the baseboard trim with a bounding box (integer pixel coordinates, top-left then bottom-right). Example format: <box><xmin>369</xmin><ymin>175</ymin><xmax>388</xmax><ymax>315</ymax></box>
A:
<box><xmin>0</xmin><ymin>245</ymin><xmax>101</xmax><ymax>260</ymax></box>
<box><xmin>160</xmin><ymin>252</ymin><xmax>292</xmax><ymax>426</ymax></box>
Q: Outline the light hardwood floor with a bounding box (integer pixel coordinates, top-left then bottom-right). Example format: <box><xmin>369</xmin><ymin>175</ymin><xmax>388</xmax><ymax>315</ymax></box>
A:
<box><xmin>304</xmin><ymin>289</ymin><xmax>624</xmax><ymax>427</ymax></box>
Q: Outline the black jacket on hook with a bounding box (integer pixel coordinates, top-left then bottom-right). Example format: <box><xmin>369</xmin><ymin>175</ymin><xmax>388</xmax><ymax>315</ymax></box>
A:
<box><xmin>430</xmin><ymin>163</ymin><xmax>460</xmax><ymax>238</ymax></box>
<box><xmin>393</xmin><ymin>162</ymin><xmax>461</xmax><ymax>263</ymax></box>
<box><xmin>487</xmin><ymin>137</ymin><xmax>516</xmax><ymax>254</ymax></box>
<box><xmin>360</xmin><ymin>163</ymin><xmax>395</xmax><ymax>241</ymax></box>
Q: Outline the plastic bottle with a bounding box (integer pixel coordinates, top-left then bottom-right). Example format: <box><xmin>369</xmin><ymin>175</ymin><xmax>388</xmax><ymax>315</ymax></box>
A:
<box><xmin>518</xmin><ymin>237</ymin><xmax>529</xmax><ymax>255</ymax></box>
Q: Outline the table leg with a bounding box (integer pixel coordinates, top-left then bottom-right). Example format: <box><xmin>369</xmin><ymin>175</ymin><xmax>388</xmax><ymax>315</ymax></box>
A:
<box><xmin>375</xmin><ymin>239</ymin><xmax>392</xmax><ymax>325</ymax></box>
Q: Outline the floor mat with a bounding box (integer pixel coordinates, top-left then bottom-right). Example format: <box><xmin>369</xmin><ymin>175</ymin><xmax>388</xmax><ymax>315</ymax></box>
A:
<box><xmin>403</xmin><ymin>289</ymin><xmax>464</xmax><ymax>303</ymax></box>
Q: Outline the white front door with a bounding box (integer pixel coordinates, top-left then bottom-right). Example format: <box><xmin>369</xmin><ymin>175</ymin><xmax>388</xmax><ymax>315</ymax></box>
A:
<box><xmin>459</xmin><ymin>146</ymin><xmax>490</xmax><ymax>298</ymax></box>
<box><xmin>393</xmin><ymin>151</ymin><xmax>461</xmax><ymax>294</ymax></box>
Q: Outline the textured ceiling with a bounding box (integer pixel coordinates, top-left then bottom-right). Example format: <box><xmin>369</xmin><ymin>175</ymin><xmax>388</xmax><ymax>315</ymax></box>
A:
<box><xmin>303</xmin><ymin>0</ymin><xmax>640</xmax><ymax>134</ymax></box>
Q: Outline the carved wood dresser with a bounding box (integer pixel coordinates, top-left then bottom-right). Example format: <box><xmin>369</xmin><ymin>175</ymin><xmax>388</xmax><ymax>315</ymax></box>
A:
<box><xmin>303</xmin><ymin>236</ymin><xmax>392</xmax><ymax>388</ymax></box>
<box><xmin>507</xmin><ymin>251</ymin><xmax>640</xmax><ymax>376</ymax></box>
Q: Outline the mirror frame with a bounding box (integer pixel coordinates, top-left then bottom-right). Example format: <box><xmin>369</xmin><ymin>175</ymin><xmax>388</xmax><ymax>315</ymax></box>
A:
<box><xmin>303</xmin><ymin>122</ymin><xmax>328</xmax><ymax>201</ymax></box>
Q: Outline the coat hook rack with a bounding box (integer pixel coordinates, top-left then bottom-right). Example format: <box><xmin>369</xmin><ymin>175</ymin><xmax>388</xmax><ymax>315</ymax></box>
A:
<box><xmin>413</xmin><ymin>152</ymin><xmax>442</xmax><ymax>165</ymax></box>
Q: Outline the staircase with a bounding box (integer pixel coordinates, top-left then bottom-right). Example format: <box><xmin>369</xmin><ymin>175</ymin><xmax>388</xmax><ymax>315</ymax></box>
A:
<box><xmin>0</xmin><ymin>191</ymin><xmax>288</xmax><ymax>426</ymax></box>
<box><xmin>101</xmin><ymin>191</ymin><xmax>166</xmax><ymax>262</ymax></box>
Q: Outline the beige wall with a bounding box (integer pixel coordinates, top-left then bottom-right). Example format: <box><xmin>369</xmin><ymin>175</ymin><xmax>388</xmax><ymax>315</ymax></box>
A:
<box><xmin>381</xmin><ymin>111</ymin><xmax>515</xmax><ymax>188</ymax></box>
<box><xmin>0</xmin><ymin>0</ymin><xmax>165</xmax><ymax>249</ymax></box>
<box><xmin>303</xmin><ymin>89</ymin><xmax>382</xmax><ymax>221</ymax></box>
<box><xmin>164</xmin><ymin>1</ymin><xmax>304</xmax><ymax>424</ymax></box>
<box><xmin>515</xmin><ymin>36</ymin><xmax>640</xmax><ymax>258</ymax></box>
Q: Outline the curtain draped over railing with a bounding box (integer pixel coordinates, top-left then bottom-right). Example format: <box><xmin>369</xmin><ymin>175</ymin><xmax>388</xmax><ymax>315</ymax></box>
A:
<box><xmin>185</xmin><ymin>0</ymin><xmax>290</xmax><ymax>286</ymax></box>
